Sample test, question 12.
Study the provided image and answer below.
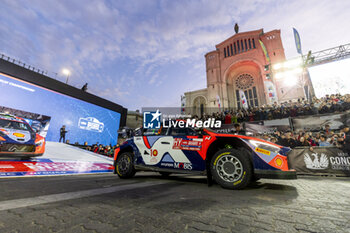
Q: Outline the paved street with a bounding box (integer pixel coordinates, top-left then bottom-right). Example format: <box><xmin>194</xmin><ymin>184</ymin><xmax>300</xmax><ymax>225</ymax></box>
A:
<box><xmin>0</xmin><ymin>173</ymin><xmax>349</xmax><ymax>233</ymax></box>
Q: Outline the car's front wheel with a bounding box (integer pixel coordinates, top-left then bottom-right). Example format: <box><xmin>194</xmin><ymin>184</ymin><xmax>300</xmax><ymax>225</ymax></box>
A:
<box><xmin>115</xmin><ymin>152</ymin><xmax>136</xmax><ymax>179</ymax></box>
<box><xmin>210</xmin><ymin>148</ymin><xmax>252</xmax><ymax>190</ymax></box>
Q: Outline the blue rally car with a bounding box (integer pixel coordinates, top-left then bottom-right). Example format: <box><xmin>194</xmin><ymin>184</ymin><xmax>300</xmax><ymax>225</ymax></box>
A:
<box><xmin>113</xmin><ymin>126</ymin><xmax>296</xmax><ymax>190</ymax></box>
<box><xmin>0</xmin><ymin>113</ymin><xmax>45</xmax><ymax>158</ymax></box>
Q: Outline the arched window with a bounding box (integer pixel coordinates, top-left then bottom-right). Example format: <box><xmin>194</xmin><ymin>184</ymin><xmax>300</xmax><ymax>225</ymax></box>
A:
<box><xmin>252</xmin><ymin>38</ymin><xmax>256</xmax><ymax>48</ymax></box>
<box><xmin>234</xmin><ymin>42</ymin><xmax>237</xmax><ymax>54</ymax></box>
<box><xmin>248</xmin><ymin>39</ymin><xmax>252</xmax><ymax>49</ymax></box>
<box><xmin>241</xmin><ymin>40</ymin><xmax>244</xmax><ymax>52</ymax></box>
<box><xmin>244</xmin><ymin>39</ymin><xmax>248</xmax><ymax>51</ymax></box>
<box><xmin>224</xmin><ymin>47</ymin><xmax>227</xmax><ymax>57</ymax></box>
<box><xmin>235</xmin><ymin>74</ymin><xmax>259</xmax><ymax>108</ymax></box>
<box><xmin>237</xmin><ymin>40</ymin><xmax>240</xmax><ymax>53</ymax></box>
<box><xmin>230</xmin><ymin>44</ymin><xmax>233</xmax><ymax>56</ymax></box>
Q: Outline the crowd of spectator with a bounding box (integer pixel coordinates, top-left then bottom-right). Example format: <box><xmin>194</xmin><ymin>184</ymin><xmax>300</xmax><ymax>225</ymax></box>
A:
<box><xmin>253</xmin><ymin>125</ymin><xmax>347</xmax><ymax>149</ymax></box>
<box><xmin>197</xmin><ymin>94</ymin><xmax>350</xmax><ymax>124</ymax></box>
<box><xmin>84</xmin><ymin>144</ymin><xmax>117</xmax><ymax>157</ymax></box>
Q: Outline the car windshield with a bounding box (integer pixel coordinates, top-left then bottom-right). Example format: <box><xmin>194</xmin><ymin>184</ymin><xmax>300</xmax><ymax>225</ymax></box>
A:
<box><xmin>0</xmin><ymin>119</ymin><xmax>31</xmax><ymax>131</ymax></box>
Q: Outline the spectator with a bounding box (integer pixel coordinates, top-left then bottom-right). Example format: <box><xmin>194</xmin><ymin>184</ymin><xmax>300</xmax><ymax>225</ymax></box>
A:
<box><xmin>224</xmin><ymin>112</ymin><xmax>232</xmax><ymax>124</ymax></box>
<box><xmin>296</xmin><ymin>136</ymin><xmax>310</xmax><ymax>147</ymax></box>
<box><xmin>234</xmin><ymin>123</ymin><xmax>245</xmax><ymax>135</ymax></box>
<box><xmin>318</xmin><ymin>135</ymin><xmax>331</xmax><ymax>147</ymax></box>
<box><xmin>322</xmin><ymin>124</ymin><xmax>331</xmax><ymax>137</ymax></box>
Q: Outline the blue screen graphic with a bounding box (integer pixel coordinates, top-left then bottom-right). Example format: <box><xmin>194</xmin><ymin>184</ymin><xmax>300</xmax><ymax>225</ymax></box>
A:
<box><xmin>0</xmin><ymin>73</ymin><xmax>121</xmax><ymax>145</ymax></box>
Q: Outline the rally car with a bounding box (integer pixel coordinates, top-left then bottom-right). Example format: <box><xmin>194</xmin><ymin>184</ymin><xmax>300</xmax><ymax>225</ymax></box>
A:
<box><xmin>0</xmin><ymin>113</ymin><xmax>45</xmax><ymax>158</ymax></box>
<box><xmin>113</xmin><ymin>126</ymin><xmax>296</xmax><ymax>189</ymax></box>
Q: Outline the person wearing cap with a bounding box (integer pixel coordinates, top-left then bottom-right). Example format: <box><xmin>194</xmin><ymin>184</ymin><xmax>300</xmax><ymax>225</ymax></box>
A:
<box><xmin>340</xmin><ymin>125</ymin><xmax>350</xmax><ymax>154</ymax></box>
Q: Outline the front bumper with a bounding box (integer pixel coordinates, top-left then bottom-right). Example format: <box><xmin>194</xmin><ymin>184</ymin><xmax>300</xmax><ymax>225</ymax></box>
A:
<box><xmin>255</xmin><ymin>169</ymin><xmax>297</xmax><ymax>180</ymax></box>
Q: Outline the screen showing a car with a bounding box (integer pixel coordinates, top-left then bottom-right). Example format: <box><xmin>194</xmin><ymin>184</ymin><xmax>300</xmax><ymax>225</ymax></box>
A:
<box><xmin>0</xmin><ymin>73</ymin><xmax>121</xmax><ymax>145</ymax></box>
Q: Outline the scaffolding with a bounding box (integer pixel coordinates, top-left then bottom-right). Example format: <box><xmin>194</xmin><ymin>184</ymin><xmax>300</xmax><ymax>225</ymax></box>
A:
<box><xmin>0</xmin><ymin>53</ymin><xmax>48</xmax><ymax>76</ymax></box>
<box><xmin>303</xmin><ymin>43</ymin><xmax>350</xmax><ymax>67</ymax></box>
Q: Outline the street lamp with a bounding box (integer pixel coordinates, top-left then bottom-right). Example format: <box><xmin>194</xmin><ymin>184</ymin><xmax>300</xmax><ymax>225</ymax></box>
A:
<box><xmin>62</xmin><ymin>68</ymin><xmax>70</xmax><ymax>84</ymax></box>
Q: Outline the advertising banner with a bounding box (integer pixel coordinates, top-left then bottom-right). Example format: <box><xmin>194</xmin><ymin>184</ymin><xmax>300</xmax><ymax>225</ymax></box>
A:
<box><xmin>245</xmin><ymin>118</ymin><xmax>290</xmax><ymax>134</ymax></box>
<box><xmin>0</xmin><ymin>72</ymin><xmax>121</xmax><ymax>145</ymax></box>
<box><xmin>292</xmin><ymin>111</ymin><xmax>350</xmax><ymax>131</ymax></box>
<box><xmin>288</xmin><ymin>147</ymin><xmax>350</xmax><ymax>176</ymax></box>
<box><xmin>259</xmin><ymin>39</ymin><xmax>270</xmax><ymax>63</ymax></box>
<box><xmin>293</xmin><ymin>28</ymin><xmax>302</xmax><ymax>54</ymax></box>
<box><xmin>239</xmin><ymin>90</ymin><xmax>249</xmax><ymax>109</ymax></box>
<box><xmin>264</xmin><ymin>80</ymin><xmax>278</xmax><ymax>104</ymax></box>
<box><xmin>0</xmin><ymin>159</ymin><xmax>113</xmax><ymax>177</ymax></box>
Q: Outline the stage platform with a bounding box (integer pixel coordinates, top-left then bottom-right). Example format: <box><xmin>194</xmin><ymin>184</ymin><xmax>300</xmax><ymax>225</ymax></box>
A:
<box><xmin>0</xmin><ymin>142</ymin><xmax>114</xmax><ymax>177</ymax></box>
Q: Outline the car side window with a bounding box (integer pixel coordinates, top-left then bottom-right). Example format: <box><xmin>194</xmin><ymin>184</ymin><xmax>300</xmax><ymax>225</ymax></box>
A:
<box><xmin>143</xmin><ymin>128</ymin><xmax>159</xmax><ymax>136</ymax></box>
<box><xmin>170</xmin><ymin>127</ymin><xmax>188</xmax><ymax>136</ymax></box>
<box><xmin>186</xmin><ymin>128</ymin><xmax>198</xmax><ymax>136</ymax></box>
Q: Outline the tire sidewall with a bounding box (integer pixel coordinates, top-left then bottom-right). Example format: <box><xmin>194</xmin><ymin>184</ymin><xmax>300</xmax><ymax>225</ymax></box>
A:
<box><xmin>210</xmin><ymin>148</ymin><xmax>252</xmax><ymax>189</ymax></box>
<box><xmin>116</xmin><ymin>152</ymin><xmax>135</xmax><ymax>178</ymax></box>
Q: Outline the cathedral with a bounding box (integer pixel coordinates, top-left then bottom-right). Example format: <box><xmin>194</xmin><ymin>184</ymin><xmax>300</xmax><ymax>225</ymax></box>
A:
<box><xmin>184</xmin><ymin>28</ymin><xmax>312</xmax><ymax>116</ymax></box>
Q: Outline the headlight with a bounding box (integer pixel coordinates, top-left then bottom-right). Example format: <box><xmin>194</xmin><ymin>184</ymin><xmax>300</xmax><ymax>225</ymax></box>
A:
<box><xmin>249</xmin><ymin>140</ymin><xmax>280</xmax><ymax>154</ymax></box>
<box><xmin>35</xmin><ymin>139</ymin><xmax>44</xmax><ymax>146</ymax></box>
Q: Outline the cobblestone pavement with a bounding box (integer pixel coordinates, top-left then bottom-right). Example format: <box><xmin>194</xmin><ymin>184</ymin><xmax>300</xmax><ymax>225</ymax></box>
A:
<box><xmin>0</xmin><ymin>173</ymin><xmax>349</xmax><ymax>233</ymax></box>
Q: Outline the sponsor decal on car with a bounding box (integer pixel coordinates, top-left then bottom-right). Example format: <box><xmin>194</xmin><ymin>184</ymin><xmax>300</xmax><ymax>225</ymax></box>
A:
<box><xmin>255</xmin><ymin>147</ymin><xmax>271</xmax><ymax>156</ymax></box>
<box><xmin>13</xmin><ymin>133</ymin><xmax>25</xmax><ymax>138</ymax></box>
<box><xmin>160</xmin><ymin>162</ymin><xmax>192</xmax><ymax>170</ymax></box>
<box><xmin>172</xmin><ymin>138</ymin><xmax>202</xmax><ymax>151</ymax></box>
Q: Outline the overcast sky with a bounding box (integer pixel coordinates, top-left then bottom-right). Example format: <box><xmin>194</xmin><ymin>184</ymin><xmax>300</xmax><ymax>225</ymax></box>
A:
<box><xmin>1</xmin><ymin>0</ymin><xmax>349</xmax><ymax>110</ymax></box>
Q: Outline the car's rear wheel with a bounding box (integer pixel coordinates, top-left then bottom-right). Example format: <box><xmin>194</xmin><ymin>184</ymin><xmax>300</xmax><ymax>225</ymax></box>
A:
<box><xmin>210</xmin><ymin>148</ymin><xmax>252</xmax><ymax>190</ymax></box>
<box><xmin>115</xmin><ymin>152</ymin><xmax>136</xmax><ymax>178</ymax></box>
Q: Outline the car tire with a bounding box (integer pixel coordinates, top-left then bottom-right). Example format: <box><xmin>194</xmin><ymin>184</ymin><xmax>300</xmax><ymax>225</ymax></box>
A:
<box><xmin>251</xmin><ymin>176</ymin><xmax>260</xmax><ymax>182</ymax></box>
<box><xmin>115</xmin><ymin>152</ymin><xmax>136</xmax><ymax>179</ymax></box>
<box><xmin>159</xmin><ymin>172</ymin><xmax>171</xmax><ymax>177</ymax></box>
<box><xmin>210</xmin><ymin>148</ymin><xmax>252</xmax><ymax>190</ymax></box>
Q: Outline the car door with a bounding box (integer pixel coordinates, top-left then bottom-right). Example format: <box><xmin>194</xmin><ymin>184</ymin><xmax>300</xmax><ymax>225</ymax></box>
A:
<box><xmin>165</xmin><ymin>127</ymin><xmax>206</xmax><ymax>171</ymax></box>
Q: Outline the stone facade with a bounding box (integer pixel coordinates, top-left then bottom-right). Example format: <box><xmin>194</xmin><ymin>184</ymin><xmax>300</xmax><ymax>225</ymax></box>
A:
<box><xmin>184</xmin><ymin>28</ymin><xmax>312</xmax><ymax>116</ymax></box>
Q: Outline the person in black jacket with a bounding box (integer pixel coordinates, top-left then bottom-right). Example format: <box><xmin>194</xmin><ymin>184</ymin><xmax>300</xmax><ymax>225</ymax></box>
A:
<box><xmin>59</xmin><ymin>125</ymin><xmax>68</xmax><ymax>143</ymax></box>
<box><xmin>234</xmin><ymin>123</ymin><xmax>246</xmax><ymax>135</ymax></box>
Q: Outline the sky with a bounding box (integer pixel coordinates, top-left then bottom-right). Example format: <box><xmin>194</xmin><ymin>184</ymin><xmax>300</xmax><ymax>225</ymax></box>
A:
<box><xmin>0</xmin><ymin>0</ymin><xmax>349</xmax><ymax>111</ymax></box>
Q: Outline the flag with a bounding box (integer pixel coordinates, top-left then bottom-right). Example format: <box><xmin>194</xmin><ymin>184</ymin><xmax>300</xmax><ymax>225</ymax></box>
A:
<box><xmin>239</xmin><ymin>90</ymin><xmax>249</xmax><ymax>109</ymax></box>
<box><xmin>259</xmin><ymin>40</ymin><xmax>270</xmax><ymax>63</ymax></box>
<box><xmin>216</xmin><ymin>95</ymin><xmax>221</xmax><ymax>112</ymax></box>
<box><xmin>293</xmin><ymin>28</ymin><xmax>302</xmax><ymax>54</ymax></box>
<box><xmin>264</xmin><ymin>81</ymin><xmax>278</xmax><ymax>103</ymax></box>
<box><xmin>181</xmin><ymin>95</ymin><xmax>186</xmax><ymax>114</ymax></box>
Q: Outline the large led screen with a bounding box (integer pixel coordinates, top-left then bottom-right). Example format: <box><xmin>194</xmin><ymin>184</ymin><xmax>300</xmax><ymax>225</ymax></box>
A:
<box><xmin>308</xmin><ymin>58</ymin><xmax>350</xmax><ymax>98</ymax></box>
<box><xmin>0</xmin><ymin>72</ymin><xmax>120</xmax><ymax>145</ymax></box>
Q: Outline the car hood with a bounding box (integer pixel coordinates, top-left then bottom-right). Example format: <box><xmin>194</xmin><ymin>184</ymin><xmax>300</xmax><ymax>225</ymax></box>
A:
<box><xmin>0</xmin><ymin>128</ymin><xmax>32</xmax><ymax>143</ymax></box>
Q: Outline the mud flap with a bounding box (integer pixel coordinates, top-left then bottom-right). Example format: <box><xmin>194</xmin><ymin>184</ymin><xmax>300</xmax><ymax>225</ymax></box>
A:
<box><xmin>206</xmin><ymin>165</ymin><xmax>213</xmax><ymax>187</ymax></box>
